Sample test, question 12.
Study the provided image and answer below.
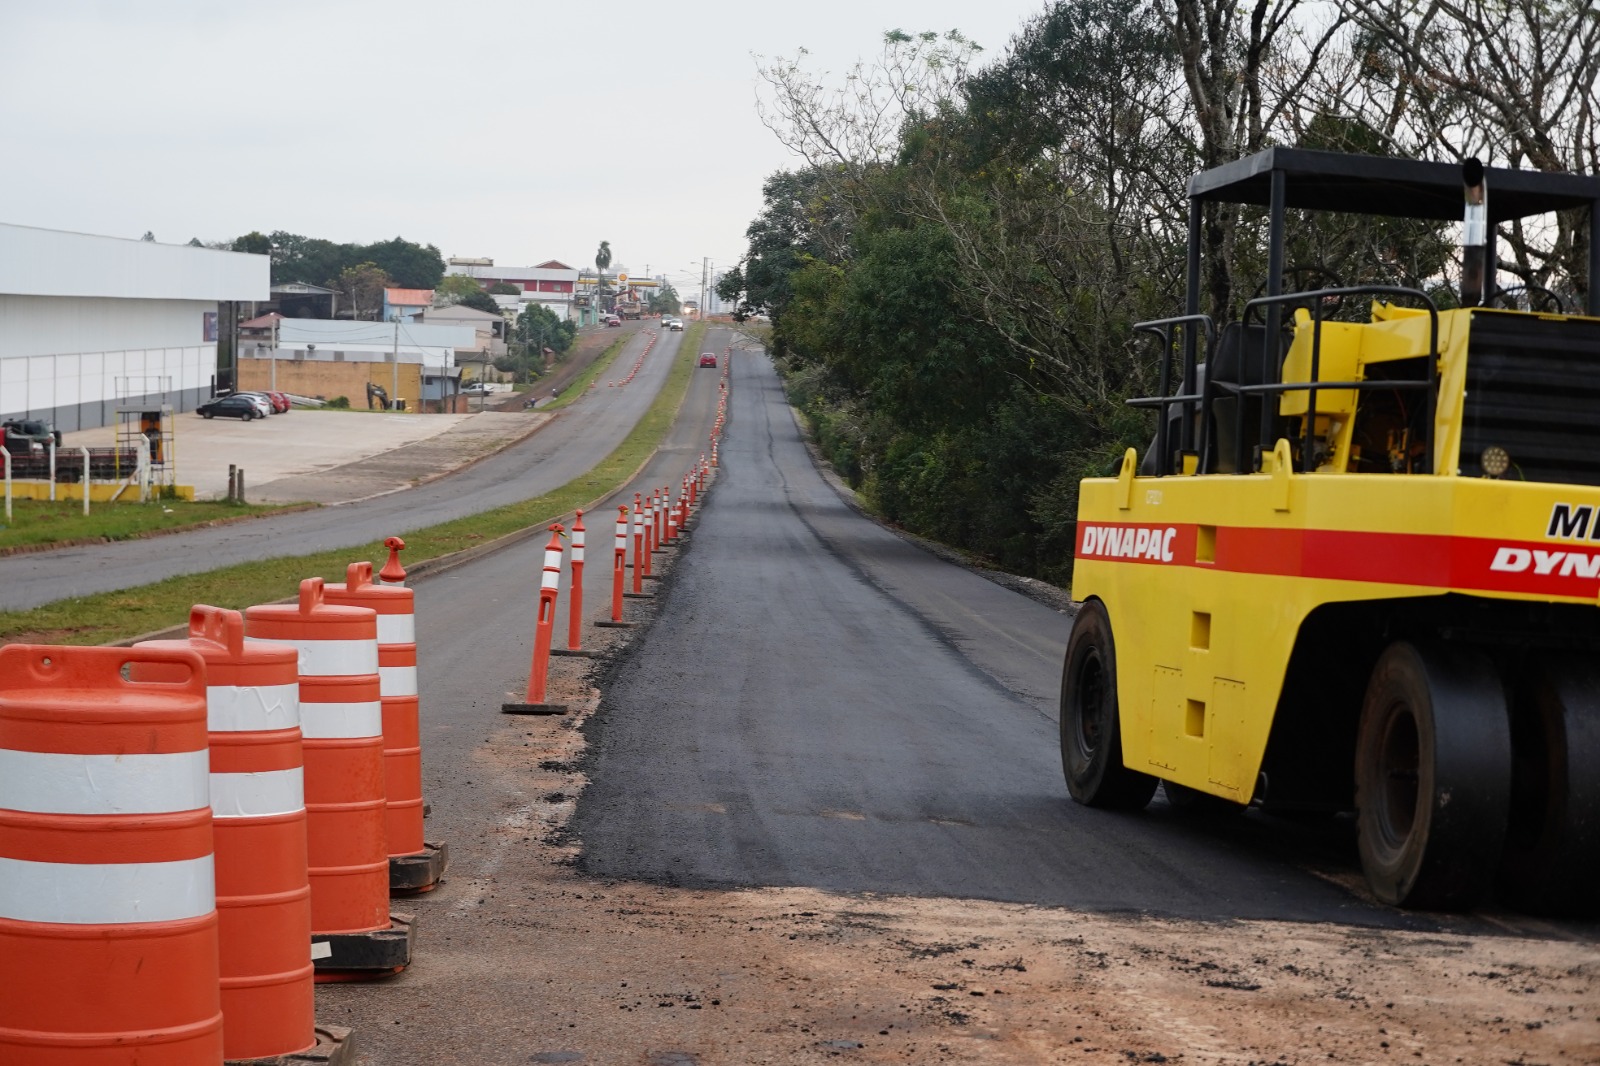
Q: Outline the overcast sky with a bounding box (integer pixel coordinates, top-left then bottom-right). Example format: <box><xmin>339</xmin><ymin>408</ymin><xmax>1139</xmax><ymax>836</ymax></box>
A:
<box><xmin>0</xmin><ymin>0</ymin><xmax>1047</xmax><ymax>295</ymax></box>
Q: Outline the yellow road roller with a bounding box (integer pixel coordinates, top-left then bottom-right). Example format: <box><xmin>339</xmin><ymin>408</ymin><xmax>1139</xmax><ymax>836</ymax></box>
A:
<box><xmin>1062</xmin><ymin>149</ymin><xmax>1600</xmax><ymax>914</ymax></box>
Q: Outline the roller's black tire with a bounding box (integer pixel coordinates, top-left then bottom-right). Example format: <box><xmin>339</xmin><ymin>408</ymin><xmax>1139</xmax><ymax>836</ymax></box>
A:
<box><xmin>1061</xmin><ymin>600</ymin><xmax>1158</xmax><ymax>811</ymax></box>
<box><xmin>1355</xmin><ymin>641</ymin><xmax>1510</xmax><ymax>910</ymax></box>
<box><xmin>1500</xmin><ymin>655</ymin><xmax>1600</xmax><ymax>917</ymax></box>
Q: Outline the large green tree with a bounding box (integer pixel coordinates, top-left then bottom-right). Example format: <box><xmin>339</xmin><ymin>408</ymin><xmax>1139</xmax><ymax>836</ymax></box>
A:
<box><xmin>360</xmin><ymin>237</ymin><xmax>446</xmax><ymax>289</ymax></box>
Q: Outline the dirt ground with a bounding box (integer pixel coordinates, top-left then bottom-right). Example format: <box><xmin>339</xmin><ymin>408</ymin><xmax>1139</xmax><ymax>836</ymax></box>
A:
<box><xmin>330</xmin><ymin>513</ymin><xmax>1600</xmax><ymax>1066</ymax></box>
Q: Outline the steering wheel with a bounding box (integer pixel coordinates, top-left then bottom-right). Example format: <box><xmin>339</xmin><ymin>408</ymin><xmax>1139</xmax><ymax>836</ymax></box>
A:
<box><xmin>1493</xmin><ymin>284</ymin><xmax>1566</xmax><ymax>314</ymax></box>
<box><xmin>1246</xmin><ymin>266</ymin><xmax>1347</xmax><ymax>321</ymax></box>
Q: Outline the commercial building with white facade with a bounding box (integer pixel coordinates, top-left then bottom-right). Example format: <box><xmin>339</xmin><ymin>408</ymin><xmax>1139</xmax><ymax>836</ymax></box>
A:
<box><xmin>0</xmin><ymin>223</ymin><xmax>269</xmax><ymax>432</ymax></box>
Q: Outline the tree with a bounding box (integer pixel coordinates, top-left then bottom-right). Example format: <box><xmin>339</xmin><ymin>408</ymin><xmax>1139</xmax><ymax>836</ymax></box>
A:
<box><xmin>436</xmin><ymin>274</ymin><xmax>486</xmax><ymax>303</ymax></box>
<box><xmin>268</xmin><ymin>231</ymin><xmax>356</xmax><ymax>288</ymax></box>
<box><xmin>231</xmin><ymin>231</ymin><xmax>272</xmax><ymax>255</ymax></box>
<box><xmin>649</xmin><ymin>281</ymin><xmax>682</xmax><ymax>315</ymax></box>
<box><xmin>458</xmin><ymin>289</ymin><xmax>501</xmax><ymax>314</ymax></box>
<box><xmin>360</xmin><ymin>236</ymin><xmax>446</xmax><ymax>289</ymax></box>
<box><xmin>186</xmin><ymin>237</ymin><xmax>203</xmax><ymax>247</ymax></box>
<box><xmin>332</xmin><ymin>262</ymin><xmax>391</xmax><ymax>321</ymax></box>
<box><xmin>140</xmin><ymin>231</ymin><xmax>156</xmax><ymax>242</ymax></box>
<box><xmin>487</xmin><ymin>281</ymin><xmax>522</xmax><ymax>295</ymax></box>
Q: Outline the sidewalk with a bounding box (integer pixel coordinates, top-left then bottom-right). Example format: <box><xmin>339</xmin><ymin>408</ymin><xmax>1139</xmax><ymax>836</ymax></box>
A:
<box><xmin>250</xmin><ymin>411</ymin><xmax>550</xmax><ymax>505</ymax></box>
<box><xmin>58</xmin><ymin>408</ymin><xmax>549</xmax><ymax>505</ymax></box>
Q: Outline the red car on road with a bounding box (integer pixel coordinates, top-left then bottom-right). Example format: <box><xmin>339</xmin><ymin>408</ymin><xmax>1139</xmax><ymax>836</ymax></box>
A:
<box><xmin>698</xmin><ymin>353</ymin><xmax>718</xmax><ymax>368</ymax></box>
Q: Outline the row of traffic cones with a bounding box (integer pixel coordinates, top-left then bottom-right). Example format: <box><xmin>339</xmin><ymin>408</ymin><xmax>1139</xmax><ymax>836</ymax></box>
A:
<box><xmin>0</xmin><ymin>539</ymin><xmax>446</xmax><ymax>1065</ymax></box>
<box><xmin>501</xmin><ymin>452</ymin><xmax>714</xmax><ymax>716</ymax></box>
<box><xmin>607</xmin><ymin>330</ymin><xmax>656</xmax><ymax>389</ymax></box>
<box><xmin>503</xmin><ymin>346</ymin><xmax>735</xmax><ymax>711</ymax></box>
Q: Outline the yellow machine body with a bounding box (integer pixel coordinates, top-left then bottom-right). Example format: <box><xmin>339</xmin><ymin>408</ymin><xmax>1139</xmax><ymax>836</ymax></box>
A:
<box><xmin>1072</xmin><ymin>305</ymin><xmax>1600</xmax><ymax>804</ymax></box>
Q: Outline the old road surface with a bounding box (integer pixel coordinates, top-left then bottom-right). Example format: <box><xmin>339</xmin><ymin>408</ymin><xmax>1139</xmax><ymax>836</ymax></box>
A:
<box><xmin>313</xmin><ymin>344</ymin><xmax>1595</xmax><ymax>1063</ymax></box>
<box><xmin>0</xmin><ymin>324</ymin><xmax>694</xmax><ymax>612</ymax></box>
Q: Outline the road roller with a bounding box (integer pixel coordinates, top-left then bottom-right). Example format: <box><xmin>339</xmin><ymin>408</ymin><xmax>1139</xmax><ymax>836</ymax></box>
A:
<box><xmin>1062</xmin><ymin>148</ymin><xmax>1600</xmax><ymax>913</ymax></box>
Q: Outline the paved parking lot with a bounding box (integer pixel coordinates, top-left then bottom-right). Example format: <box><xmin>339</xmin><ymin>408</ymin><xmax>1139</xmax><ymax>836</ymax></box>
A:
<box><xmin>61</xmin><ymin>408</ymin><xmax>481</xmax><ymax>501</ymax></box>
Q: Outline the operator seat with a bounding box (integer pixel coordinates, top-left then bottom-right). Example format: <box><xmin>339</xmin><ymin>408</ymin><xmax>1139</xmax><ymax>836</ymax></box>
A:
<box><xmin>1204</xmin><ymin>321</ymin><xmax>1286</xmax><ymax>473</ymax></box>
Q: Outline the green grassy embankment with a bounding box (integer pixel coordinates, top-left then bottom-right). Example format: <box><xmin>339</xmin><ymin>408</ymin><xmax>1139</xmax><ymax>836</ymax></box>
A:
<box><xmin>0</xmin><ymin>498</ymin><xmax>287</xmax><ymax>553</ymax></box>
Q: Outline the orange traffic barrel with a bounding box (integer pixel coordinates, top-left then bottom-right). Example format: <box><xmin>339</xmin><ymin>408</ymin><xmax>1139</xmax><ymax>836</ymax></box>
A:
<box><xmin>0</xmin><ymin>643</ymin><xmax>223</xmax><ymax>1065</ymax></box>
<box><xmin>245</xmin><ymin>579</ymin><xmax>390</xmax><ymax>939</ymax></box>
<box><xmin>325</xmin><ymin>561</ymin><xmax>447</xmax><ymax>893</ymax></box>
<box><xmin>325</xmin><ymin>562</ymin><xmax>423</xmax><ymax>858</ymax></box>
<box><xmin>135</xmin><ymin>606</ymin><xmax>316</xmax><ymax>1061</ymax></box>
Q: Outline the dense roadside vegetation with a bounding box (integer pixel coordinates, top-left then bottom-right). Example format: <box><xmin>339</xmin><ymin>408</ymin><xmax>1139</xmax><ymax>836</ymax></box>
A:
<box><xmin>720</xmin><ymin>0</ymin><xmax>1599</xmax><ymax>584</ymax></box>
<box><xmin>0</xmin><ymin>323</ymin><xmax>705</xmax><ymax>647</ymax></box>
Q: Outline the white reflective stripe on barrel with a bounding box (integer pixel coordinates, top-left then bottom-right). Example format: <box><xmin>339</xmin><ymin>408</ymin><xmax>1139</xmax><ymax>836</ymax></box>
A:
<box><xmin>211</xmin><ymin>767</ymin><xmax>304</xmax><ymax>818</ymax></box>
<box><xmin>207</xmin><ymin>683</ymin><xmax>300</xmax><ymax>733</ymax></box>
<box><xmin>248</xmin><ymin>636</ymin><xmax>378</xmax><ymax>676</ymax></box>
<box><xmin>0</xmin><ymin>749</ymin><xmax>209</xmax><ymax>815</ymax></box>
<box><xmin>572</xmin><ymin>545</ymin><xmax>585</xmax><ymax>563</ymax></box>
<box><xmin>376</xmin><ymin>613</ymin><xmax>415</xmax><ymax>645</ymax></box>
<box><xmin>298</xmin><ymin>701</ymin><xmax>383</xmax><ymax>739</ymax></box>
<box><xmin>379</xmin><ymin>665</ymin><xmax>418</xmax><ymax>697</ymax></box>
<box><xmin>0</xmin><ymin>855</ymin><xmax>215</xmax><ymax>924</ymax></box>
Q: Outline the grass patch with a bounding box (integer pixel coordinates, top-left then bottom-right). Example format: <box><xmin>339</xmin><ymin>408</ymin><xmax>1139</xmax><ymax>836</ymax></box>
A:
<box><xmin>548</xmin><ymin>334</ymin><xmax>630</xmax><ymax>410</ymax></box>
<box><xmin>0</xmin><ymin>497</ymin><xmax>292</xmax><ymax>553</ymax></box>
<box><xmin>0</xmin><ymin>320</ymin><xmax>709</xmax><ymax>648</ymax></box>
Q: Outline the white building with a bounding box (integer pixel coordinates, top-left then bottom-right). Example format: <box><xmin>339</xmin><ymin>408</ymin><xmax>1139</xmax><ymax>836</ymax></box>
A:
<box><xmin>445</xmin><ymin>258</ymin><xmax>579</xmax><ymax>321</ymax></box>
<box><xmin>0</xmin><ymin>223</ymin><xmax>268</xmax><ymax>432</ymax></box>
<box><xmin>254</xmin><ymin>318</ymin><xmax>476</xmax><ymax>368</ymax></box>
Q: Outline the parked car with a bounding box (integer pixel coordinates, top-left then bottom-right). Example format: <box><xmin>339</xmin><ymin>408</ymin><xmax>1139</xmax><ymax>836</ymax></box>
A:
<box><xmin>197</xmin><ymin>395</ymin><xmax>264</xmax><ymax>420</ymax></box>
<box><xmin>605</xmin><ymin>315</ymin><xmax>623</xmax><ymax>327</ymax></box>
<box><xmin>698</xmin><ymin>353</ymin><xmax>718</xmax><ymax>368</ymax></box>
<box><xmin>237</xmin><ymin>390</ymin><xmax>289</xmax><ymax>414</ymax></box>
<box><xmin>461</xmin><ymin>381</ymin><xmax>489</xmax><ymax>394</ymax></box>
<box><xmin>668</xmin><ymin>319</ymin><xmax>684</xmax><ymax>331</ymax></box>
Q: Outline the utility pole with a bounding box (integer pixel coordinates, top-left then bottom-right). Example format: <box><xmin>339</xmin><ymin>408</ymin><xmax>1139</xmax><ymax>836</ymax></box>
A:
<box><xmin>270</xmin><ymin>315</ymin><xmax>278</xmax><ymax>390</ymax></box>
<box><xmin>701</xmin><ymin>256</ymin><xmax>708</xmax><ymax>320</ymax></box>
<box><xmin>392</xmin><ymin>318</ymin><xmax>400</xmax><ymax>411</ymax></box>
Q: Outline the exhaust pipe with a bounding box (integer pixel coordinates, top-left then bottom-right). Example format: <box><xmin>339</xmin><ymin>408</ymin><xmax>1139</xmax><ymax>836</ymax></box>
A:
<box><xmin>1461</xmin><ymin>157</ymin><xmax>1488</xmax><ymax>307</ymax></box>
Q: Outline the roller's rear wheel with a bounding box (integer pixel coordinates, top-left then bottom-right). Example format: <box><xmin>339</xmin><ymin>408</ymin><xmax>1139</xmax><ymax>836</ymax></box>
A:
<box><xmin>1500</xmin><ymin>655</ymin><xmax>1600</xmax><ymax>916</ymax></box>
<box><xmin>1061</xmin><ymin>600</ymin><xmax>1157</xmax><ymax>810</ymax></box>
<box><xmin>1355</xmin><ymin>641</ymin><xmax>1510</xmax><ymax>909</ymax></box>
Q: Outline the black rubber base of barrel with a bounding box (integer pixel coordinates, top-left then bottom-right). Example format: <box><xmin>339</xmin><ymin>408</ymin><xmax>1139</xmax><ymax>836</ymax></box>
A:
<box><xmin>389</xmin><ymin>842</ymin><xmax>449</xmax><ymax>894</ymax></box>
<box><xmin>312</xmin><ymin>913</ymin><xmax>414</xmax><ymax>980</ymax></box>
<box><xmin>502</xmin><ymin>702</ymin><xmax>568</xmax><ymax>715</ymax></box>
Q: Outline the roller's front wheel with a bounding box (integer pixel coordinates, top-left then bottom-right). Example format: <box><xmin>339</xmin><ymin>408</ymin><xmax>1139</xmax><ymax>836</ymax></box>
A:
<box><xmin>1061</xmin><ymin>600</ymin><xmax>1157</xmax><ymax>811</ymax></box>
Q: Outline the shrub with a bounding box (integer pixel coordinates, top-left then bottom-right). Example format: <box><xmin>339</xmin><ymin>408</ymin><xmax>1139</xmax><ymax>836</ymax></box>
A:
<box><xmin>326</xmin><ymin>396</ymin><xmax>351</xmax><ymax>409</ymax></box>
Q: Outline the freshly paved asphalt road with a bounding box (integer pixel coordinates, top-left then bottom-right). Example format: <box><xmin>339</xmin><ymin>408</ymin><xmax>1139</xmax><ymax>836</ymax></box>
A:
<box><xmin>571</xmin><ymin>348</ymin><xmax>1494</xmax><ymax>929</ymax></box>
<box><xmin>0</xmin><ymin>326</ymin><xmax>690</xmax><ymax>612</ymax></box>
